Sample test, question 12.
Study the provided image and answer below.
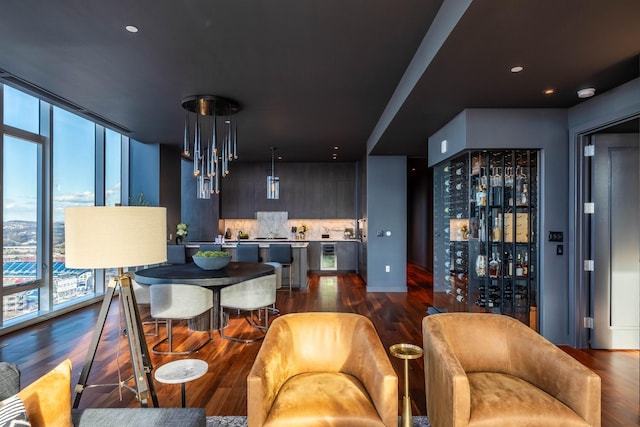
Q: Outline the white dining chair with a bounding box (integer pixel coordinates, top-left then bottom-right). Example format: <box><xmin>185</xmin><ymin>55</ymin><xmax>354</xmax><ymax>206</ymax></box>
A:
<box><xmin>130</xmin><ymin>274</ymin><xmax>165</xmax><ymax>336</ymax></box>
<box><xmin>219</xmin><ymin>274</ymin><xmax>277</xmax><ymax>343</ymax></box>
<box><xmin>150</xmin><ymin>284</ymin><xmax>214</xmax><ymax>355</ymax></box>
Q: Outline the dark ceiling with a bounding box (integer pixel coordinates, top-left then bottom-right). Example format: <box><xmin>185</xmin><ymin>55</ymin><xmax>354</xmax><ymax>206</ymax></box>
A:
<box><xmin>0</xmin><ymin>0</ymin><xmax>638</xmax><ymax>163</ymax></box>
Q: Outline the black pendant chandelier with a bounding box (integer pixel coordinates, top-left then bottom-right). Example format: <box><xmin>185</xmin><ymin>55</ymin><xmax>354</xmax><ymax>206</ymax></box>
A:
<box><xmin>181</xmin><ymin>95</ymin><xmax>241</xmax><ymax>199</ymax></box>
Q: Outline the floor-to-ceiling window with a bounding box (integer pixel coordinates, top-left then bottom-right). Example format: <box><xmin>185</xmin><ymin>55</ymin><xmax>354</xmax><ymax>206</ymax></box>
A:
<box><xmin>52</xmin><ymin>107</ymin><xmax>96</xmax><ymax>306</ymax></box>
<box><xmin>1</xmin><ymin>83</ymin><xmax>127</xmax><ymax>328</ymax></box>
<box><xmin>2</xmin><ymin>86</ymin><xmax>43</xmax><ymax>322</ymax></box>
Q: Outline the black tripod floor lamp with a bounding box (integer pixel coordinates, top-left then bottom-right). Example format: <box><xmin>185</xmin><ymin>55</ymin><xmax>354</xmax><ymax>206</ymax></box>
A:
<box><xmin>64</xmin><ymin>206</ymin><xmax>167</xmax><ymax>408</ymax></box>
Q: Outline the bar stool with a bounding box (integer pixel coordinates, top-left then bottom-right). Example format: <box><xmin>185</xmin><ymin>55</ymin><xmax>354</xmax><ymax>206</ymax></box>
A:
<box><xmin>263</xmin><ymin>262</ymin><xmax>282</xmax><ymax>314</ymax></box>
<box><xmin>166</xmin><ymin>244</ymin><xmax>186</xmax><ymax>264</ymax></box>
<box><xmin>268</xmin><ymin>244</ymin><xmax>293</xmax><ymax>293</ymax></box>
<box><xmin>236</xmin><ymin>243</ymin><xmax>260</xmax><ymax>262</ymax></box>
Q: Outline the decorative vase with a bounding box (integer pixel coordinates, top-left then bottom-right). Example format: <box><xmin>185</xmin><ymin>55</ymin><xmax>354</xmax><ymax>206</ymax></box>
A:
<box><xmin>176</xmin><ymin>236</ymin><xmax>183</xmax><ymax>245</ymax></box>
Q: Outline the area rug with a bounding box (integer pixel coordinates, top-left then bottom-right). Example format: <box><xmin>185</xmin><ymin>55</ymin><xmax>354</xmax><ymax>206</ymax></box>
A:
<box><xmin>206</xmin><ymin>416</ymin><xmax>431</xmax><ymax>426</ymax></box>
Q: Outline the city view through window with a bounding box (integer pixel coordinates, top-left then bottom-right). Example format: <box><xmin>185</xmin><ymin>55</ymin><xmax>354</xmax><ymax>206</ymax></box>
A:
<box><xmin>2</xmin><ymin>84</ymin><xmax>121</xmax><ymax>323</ymax></box>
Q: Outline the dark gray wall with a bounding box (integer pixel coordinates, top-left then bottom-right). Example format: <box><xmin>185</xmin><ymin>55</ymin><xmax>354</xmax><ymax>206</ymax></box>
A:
<box><xmin>429</xmin><ymin>109</ymin><xmax>570</xmax><ymax>344</ymax></box>
<box><xmin>366</xmin><ymin>155</ymin><xmax>407</xmax><ymax>291</ymax></box>
<box><xmin>130</xmin><ymin>140</ymin><xmax>160</xmax><ymax>205</ymax></box>
<box><xmin>407</xmin><ymin>157</ymin><xmax>432</xmax><ymax>271</ymax></box>
<box><xmin>129</xmin><ymin>141</ymin><xmax>182</xmax><ymax>240</ymax></box>
<box><xmin>358</xmin><ymin>156</ymin><xmax>368</xmax><ymax>280</ymax></box>
<box><xmin>159</xmin><ymin>145</ymin><xmax>182</xmax><ymax>240</ymax></box>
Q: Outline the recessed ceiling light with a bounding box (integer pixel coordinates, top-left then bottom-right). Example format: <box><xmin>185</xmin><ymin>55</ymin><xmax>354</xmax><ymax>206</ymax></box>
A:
<box><xmin>543</xmin><ymin>88</ymin><xmax>555</xmax><ymax>95</ymax></box>
<box><xmin>333</xmin><ymin>146</ymin><xmax>339</xmax><ymax>150</ymax></box>
<box><xmin>510</xmin><ymin>66</ymin><xmax>524</xmax><ymax>73</ymax></box>
<box><xmin>577</xmin><ymin>88</ymin><xmax>596</xmax><ymax>98</ymax></box>
<box><xmin>125</xmin><ymin>25</ymin><xmax>139</xmax><ymax>33</ymax></box>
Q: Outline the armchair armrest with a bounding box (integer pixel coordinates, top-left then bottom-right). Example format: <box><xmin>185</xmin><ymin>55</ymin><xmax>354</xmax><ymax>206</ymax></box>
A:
<box><xmin>423</xmin><ymin>317</ymin><xmax>470</xmax><ymax>427</ymax></box>
<box><xmin>247</xmin><ymin>323</ymin><xmax>295</xmax><ymax>427</ymax></box>
<box><xmin>343</xmin><ymin>321</ymin><xmax>398</xmax><ymax>427</ymax></box>
<box><xmin>509</xmin><ymin>326</ymin><xmax>601</xmax><ymax>427</ymax></box>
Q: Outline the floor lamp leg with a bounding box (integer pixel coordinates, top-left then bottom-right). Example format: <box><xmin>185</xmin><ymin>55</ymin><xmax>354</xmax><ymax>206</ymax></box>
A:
<box><xmin>73</xmin><ymin>274</ymin><xmax>158</xmax><ymax>408</ymax></box>
<box><xmin>119</xmin><ymin>274</ymin><xmax>159</xmax><ymax>407</ymax></box>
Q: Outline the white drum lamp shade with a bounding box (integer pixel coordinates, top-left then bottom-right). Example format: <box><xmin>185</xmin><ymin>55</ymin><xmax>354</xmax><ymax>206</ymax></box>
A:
<box><xmin>64</xmin><ymin>206</ymin><xmax>167</xmax><ymax>269</ymax></box>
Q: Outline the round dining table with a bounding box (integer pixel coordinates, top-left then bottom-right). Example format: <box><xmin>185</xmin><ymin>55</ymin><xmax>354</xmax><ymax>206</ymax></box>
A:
<box><xmin>134</xmin><ymin>261</ymin><xmax>274</xmax><ymax>329</ymax></box>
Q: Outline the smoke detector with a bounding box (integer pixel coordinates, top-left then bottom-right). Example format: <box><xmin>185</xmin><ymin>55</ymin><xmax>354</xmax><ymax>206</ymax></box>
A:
<box><xmin>577</xmin><ymin>88</ymin><xmax>596</xmax><ymax>99</ymax></box>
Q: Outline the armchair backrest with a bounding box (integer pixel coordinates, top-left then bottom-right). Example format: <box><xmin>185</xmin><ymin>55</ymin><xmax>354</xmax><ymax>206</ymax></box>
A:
<box><xmin>429</xmin><ymin>313</ymin><xmax>514</xmax><ymax>374</ymax></box>
<box><xmin>266</xmin><ymin>312</ymin><xmax>381</xmax><ymax>374</ymax></box>
<box><xmin>220</xmin><ymin>274</ymin><xmax>276</xmax><ymax>310</ymax></box>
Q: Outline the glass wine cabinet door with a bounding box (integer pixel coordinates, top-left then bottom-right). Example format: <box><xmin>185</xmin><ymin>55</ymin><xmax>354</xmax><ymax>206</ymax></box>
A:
<box><xmin>433</xmin><ymin>150</ymin><xmax>539</xmax><ymax>329</ymax></box>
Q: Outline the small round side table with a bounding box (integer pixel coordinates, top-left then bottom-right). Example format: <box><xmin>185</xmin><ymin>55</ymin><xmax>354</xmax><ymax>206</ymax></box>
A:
<box><xmin>390</xmin><ymin>343</ymin><xmax>423</xmax><ymax>427</ymax></box>
<box><xmin>154</xmin><ymin>359</ymin><xmax>208</xmax><ymax>407</ymax></box>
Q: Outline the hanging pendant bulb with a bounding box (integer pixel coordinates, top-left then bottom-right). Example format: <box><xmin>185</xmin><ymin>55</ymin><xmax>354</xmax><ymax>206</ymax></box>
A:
<box><xmin>267</xmin><ymin>147</ymin><xmax>280</xmax><ymax>200</ymax></box>
<box><xmin>182</xmin><ymin>109</ymin><xmax>190</xmax><ymax>157</ymax></box>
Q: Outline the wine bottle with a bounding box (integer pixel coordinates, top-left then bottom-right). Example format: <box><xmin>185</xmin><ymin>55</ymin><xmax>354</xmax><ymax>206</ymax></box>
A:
<box><xmin>489</xmin><ymin>253</ymin><xmax>499</xmax><ymax>278</ymax></box>
<box><xmin>522</xmin><ymin>253</ymin><xmax>529</xmax><ymax>277</ymax></box>
<box><xmin>515</xmin><ymin>254</ymin><xmax>523</xmax><ymax>277</ymax></box>
<box><xmin>520</xmin><ymin>183</ymin><xmax>528</xmax><ymax>205</ymax></box>
<box><xmin>475</xmin><ymin>252</ymin><xmax>487</xmax><ymax>277</ymax></box>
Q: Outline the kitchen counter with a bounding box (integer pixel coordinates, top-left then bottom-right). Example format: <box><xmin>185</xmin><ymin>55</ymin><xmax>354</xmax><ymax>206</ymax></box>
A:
<box><xmin>221</xmin><ymin>241</ymin><xmax>309</xmax><ymax>248</ymax></box>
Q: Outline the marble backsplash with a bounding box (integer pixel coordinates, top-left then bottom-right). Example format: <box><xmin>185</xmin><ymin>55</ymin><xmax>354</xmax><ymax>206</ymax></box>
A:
<box><xmin>223</xmin><ymin>212</ymin><xmax>357</xmax><ymax>240</ymax></box>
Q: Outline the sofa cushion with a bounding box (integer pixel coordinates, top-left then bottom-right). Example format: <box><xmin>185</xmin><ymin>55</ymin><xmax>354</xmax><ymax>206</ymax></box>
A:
<box><xmin>17</xmin><ymin>359</ymin><xmax>72</xmax><ymax>427</ymax></box>
<box><xmin>264</xmin><ymin>372</ymin><xmax>385</xmax><ymax>427</ymax></box>
<box><xmin>71</xmin><ymin>408</ymin><xmax>206</xmax><ymax>427</ymax></box>
<box><xmin>0</xmin><ymin>363</ymin><xmax>20</xmax><ymax>401</ymax></box>
<box><xmin>467</xmin><ymin>372</ymin><xmax>590</xmax><ymax>427</ymax></box>
<box><xmin>0</xmin><ymin>394</ymin><xmax>30</xmax><ymax>426</ymax></box>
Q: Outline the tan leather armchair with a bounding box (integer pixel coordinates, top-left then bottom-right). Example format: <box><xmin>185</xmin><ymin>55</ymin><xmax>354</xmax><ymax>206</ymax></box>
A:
<box><xmin>247</xmin><ymin>312</ymin><xmax>398</xmax><ymax>427</ymax></box>
<box><xmin>422</xmin><ymin>313</ymin><xmax>601</xmax><ymax>427</ymax></box>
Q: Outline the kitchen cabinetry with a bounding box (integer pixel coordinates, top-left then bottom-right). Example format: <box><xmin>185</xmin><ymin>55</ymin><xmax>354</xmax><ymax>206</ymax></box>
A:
<box><xmin>307</xmin><ymin>242</ymin><xmax>321</xmax><ymax>270</ymax></box>
<box><xmin>220</xmin><ymin>162</ymin><xmax>356</xmax><ymax>219</ymax></box>
<box><xmin>337</xmin><ymin>241</ymin><xmax>358</xmax><ymax>272</ymax></box>
<box><xmin>307</xmin><ymin>241</ymin><xmax>359</xmax><ymax>272</ymax></box>
<box><xmin>433</xmin><ymin>150</ymin><xmax>539</xmax><ymax>328</ymax></box>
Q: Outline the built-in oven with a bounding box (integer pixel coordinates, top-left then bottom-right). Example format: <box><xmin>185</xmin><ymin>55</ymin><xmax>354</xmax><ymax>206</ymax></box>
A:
<box><xmin>320</xmin><ymin>242</ymin><xmax>337</xmax><ymax>271</ymax></box>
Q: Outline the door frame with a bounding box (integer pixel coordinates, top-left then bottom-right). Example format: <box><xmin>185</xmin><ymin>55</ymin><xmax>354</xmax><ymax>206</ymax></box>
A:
<box><xmin>568</xmin><ymin>78</ymin><xmax>639</xmax><ymax>348</ymax></box>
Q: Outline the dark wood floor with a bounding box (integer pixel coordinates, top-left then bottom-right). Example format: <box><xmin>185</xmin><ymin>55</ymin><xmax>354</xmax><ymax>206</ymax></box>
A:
<box><xmin>1</xmin><ymin>266</ymin><xmax>638</xmax><ymax>426</ymax></box>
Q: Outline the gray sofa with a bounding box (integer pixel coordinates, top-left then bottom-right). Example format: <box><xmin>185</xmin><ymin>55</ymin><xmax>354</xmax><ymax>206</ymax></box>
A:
<box><xmin>0</xmin><ymin>362</ymin><xmax>206</xmax><ymax>427</ymax></box>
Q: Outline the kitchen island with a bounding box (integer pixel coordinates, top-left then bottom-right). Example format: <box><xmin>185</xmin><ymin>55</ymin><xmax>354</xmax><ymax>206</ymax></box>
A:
<box><xmin>187</xmin><ymin>241</ymin><xmax>309</xmax><ymax>290</ymax></box>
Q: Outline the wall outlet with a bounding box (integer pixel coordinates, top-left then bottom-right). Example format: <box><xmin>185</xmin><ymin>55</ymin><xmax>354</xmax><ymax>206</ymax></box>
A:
<box><xmin>385</xmin><ymin>265</ymin><xmax>390</xmax><ymax>272</ymax></box>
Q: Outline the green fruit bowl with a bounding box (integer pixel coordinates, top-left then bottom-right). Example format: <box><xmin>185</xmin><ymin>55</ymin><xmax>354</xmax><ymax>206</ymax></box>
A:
<box><xmin>192</xmin><ymin>255</ymin><xmax>231</xmax><ymax>270</ymax></box>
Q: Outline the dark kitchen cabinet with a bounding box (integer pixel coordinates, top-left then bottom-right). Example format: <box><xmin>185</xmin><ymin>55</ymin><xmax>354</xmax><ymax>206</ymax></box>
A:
<box><xmin>307</xmin><ymin>242</ymin><xmax>321</xmax><ymax>270</ymax></box>
<box><xmin>337</xmin><ymin>241</ymin><xmax>358</xmax><ymax>272</ymax></box>
<box><xmin>221</xmin><ymin>162</ymin><xmax>356</xmax><ymax>219</ymax></box>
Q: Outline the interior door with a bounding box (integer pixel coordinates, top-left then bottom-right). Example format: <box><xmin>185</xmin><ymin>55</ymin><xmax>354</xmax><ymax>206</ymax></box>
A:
<box><xmin>591</xmin><ymin>133</ymin><xmax>639</xmax><ymax>349</ymax></box>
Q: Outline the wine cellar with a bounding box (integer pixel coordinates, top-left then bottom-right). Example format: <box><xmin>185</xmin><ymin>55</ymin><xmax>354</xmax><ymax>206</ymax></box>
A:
<box><xmin>433</xmin><ymin>149</ymin><xmax>539</xmax><ymax>329</ymax></box>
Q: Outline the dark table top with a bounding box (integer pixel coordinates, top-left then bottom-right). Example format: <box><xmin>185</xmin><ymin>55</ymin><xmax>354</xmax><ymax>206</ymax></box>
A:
<box><xmin>133</xmin><ymin>262</ymin><xmax>274</xmax><ymax>287</ymax></box>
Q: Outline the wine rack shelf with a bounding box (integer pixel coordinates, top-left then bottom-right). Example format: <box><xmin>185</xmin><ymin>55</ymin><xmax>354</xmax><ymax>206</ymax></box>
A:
<box><xmin>433</xmin><ymin>150</ymin><xmax>539</xmax><ymax>328</ymax></box>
